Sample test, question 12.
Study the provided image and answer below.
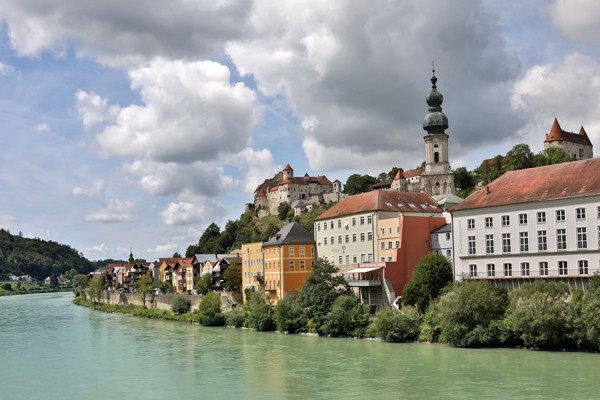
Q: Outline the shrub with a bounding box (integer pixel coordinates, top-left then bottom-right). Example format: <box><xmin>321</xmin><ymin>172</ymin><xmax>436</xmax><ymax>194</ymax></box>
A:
<box><xmin>244</xmin><ymin>291</ymin><xmax>274</xmax><ymax>331</ymax></box>
<box><xmin>198</xmin><ymin>292</ymin><xmax>225</xmax><ymax>326</ymax></box>
<box><xmin>1</xmin><ymin>282</ymin><xmax>12</xmax><ymax>291</ymax></box>
<box><xmin>273</xmin><ymin>298</ymin><xmax>306</xmax><ymax>333</ymax></box>
<box><xmin>367</xmin><ymin>306</ymin><xmax>422</xmax><ymax>342</ymax></box>
<box><xmin>171</xmin><ymin>295</ymin><xmax>192</xmax><ymax>315</ymax></box>
<box><xmin>320</xmin><ymin>294</ymin><xmax>370</xmax><ymax>338</ymax></box>
<box><xmin>225</xmin><ymin>307</ymin><xmax>246</xmax><ymax>327</ymax></box>
<box><xmin>402</xmin><ymin>253</ymin><xmax>453</xmax><ymax>312</ymax></box>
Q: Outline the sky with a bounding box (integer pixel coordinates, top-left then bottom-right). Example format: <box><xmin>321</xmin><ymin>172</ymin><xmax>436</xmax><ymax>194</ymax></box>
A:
<box><xmin>1</xmin><ymin>0</ymin><xmax>600</xmax><ymax>261</ymax></box>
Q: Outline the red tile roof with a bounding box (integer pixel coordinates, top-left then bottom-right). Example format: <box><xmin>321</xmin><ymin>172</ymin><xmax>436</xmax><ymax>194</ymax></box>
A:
<box><xmin>403</xmin><ymin>168</ymin><xmax>423</xmax><ymax>179</ymax></box>
<box><xmin>315</xmin><ymin>190</ymin><xmax>442</xmax><ymax>220</ymax></box>
<box><xmin>544</xmin><ymin>118</ymin><xmax>593</xmax><ymax>146</ymax></box>
<box><xmin>450</xmin><ymin>158</ymin><xmax>600</xmax><ymax>212</ymax></box>
<box><xmin>394</xmin><ymin>170</ymin><xmax>406</xmax><ymax>180</ymax></box>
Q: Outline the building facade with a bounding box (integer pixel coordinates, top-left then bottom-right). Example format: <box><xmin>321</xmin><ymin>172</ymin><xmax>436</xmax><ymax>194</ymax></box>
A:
<box><xmin>241</xmin><ymin>242</ymin><xmax>264</xmax><ymax>303</ymax></box>
<box><xmin>450</xmin><ymin>158</ymin><xmax>600</xmax><ymax>290</ymax></box>
<box><xmin>544</xmin><ymin>118</ymin><xmax>593</xmax><ymax>161</ymax></box>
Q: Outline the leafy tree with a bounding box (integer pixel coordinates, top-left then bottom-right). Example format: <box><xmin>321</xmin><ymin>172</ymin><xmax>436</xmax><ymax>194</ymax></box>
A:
<box><xmin>135</xmin><ymin>275</ymin><xmax>154</xmax><ymax>308</ymax></box>
<box><xmin>223</xmin><ymin>266</ymin><xmax>242</xmax><ymax>292</ymax></box>
<box><xmin>453</xmin><ymin>166</ymin><xmax>475</xmax><ymax>196</ymax></box>
<box><xmin>344</xmin><ymin>174</ymin><xmax>377</xmax><ymax>195</ymax></box>
<box><xmin>534</xmin><ymin>146</ymin><xmax>571</xmax><ymax>166</ymax></box>
<box><xmin>72</xmin><ymin>274</ymin><xmax>89</xmax><ymax>298</ymax></box>
<box><xmin>172</xmin><ymin>252</ymin><xmax>181</xmax><ymax>258</ymax></box>
<box><xmin>195</xmin><ymin>273</ymin><xmax>213</xmax><ymax>295</ymax></box>
<box><xmin>402</xmin><ymin>253</ymin><xmax>453</xmax><ymax>312</ymax></box>
<box><xmin>88</xmin><ymin>274</ymin><xmax>107</xmax><ymax>304</ymax></box>
<box><xmin>1</xmin><ymin>282</ymin><xmax>12</xmax><ymax>291</ymax></box>
<box><xmin>504</xmin><ymin>281</ymin><xmax>571</xmax><ymax>349</ymax></box>
<box><xmin>505</xmin><ymin>143</ymin><xmax>534</xmax><ymax>171</ymax></box>
<box><xmin>192</xmin><ymin>223</ymin><xmax>224</xmax><ymax>255</ymax></box>
<box><xmin>367</xmin><ymin>306</ymin><xmax>422</xmax><ymax>342</ymax></box>
<box><xmin>320</xmin><ymin>294</ymin><xmax>370</xmax><ymax>337</ymax></box>
<box><xmin>389</xmin><ymin>167</ymin><xmax>401</xmax><ymax>181</ymax></box>
<box><xmin>198</xmin><ymin>292</ymin><xmax>225</xmax><ymax>326</ymax></box>
<box><xmin>297</xmin><ymin>258</ymin><xmax>348</xmax><ymax>331</ymax></box>
<box><xmin>158</xmin><ymin>281</ymin><xmax>171</xmax><ymax>294</ymax></box>
<box><xmin>225</xmin><ymin>307</ymin><xmax>246</xmax><ymax>327</ymax></box>
<box><xmin>435</xmin><ymin>280</ymin><xmax>508</xmax><ymax>347</ymax></box>
<box><xmin>218</xmin><ymin>220</ymin><xmax>239</xmax><ymax>252</ymax></box>
<box><xmin>278</xmin><ymin>202</ymin><xmax>293</xmax><ymax>221</ymax></box>
<box><xmin>171</xmin><ymin>294</ymin><xmax>192</xmax><ymax>315</ymax></box>
<box><xmin>576</xmin><ymin>287</ymin><xmax>600</xmax><ymax>350</ymax></box>
<box><xmin>244</xmin><ymin>291</ymin><xmax>274</xmax><ymax>331</ymax></box>
<box><xmin>273</xmin><ymin>297</ymin><xmax>306</xmax><ymax>333</ymax></box>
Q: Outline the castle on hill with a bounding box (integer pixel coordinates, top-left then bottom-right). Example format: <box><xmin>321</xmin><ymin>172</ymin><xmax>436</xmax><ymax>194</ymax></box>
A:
<box><xmin>252</xmin><ymin>164</ymin><xmax>344</xmax><ymax>216</ymax></box>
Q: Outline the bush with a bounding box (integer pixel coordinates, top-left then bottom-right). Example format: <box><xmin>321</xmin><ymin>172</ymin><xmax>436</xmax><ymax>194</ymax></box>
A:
<box><xmin>198</xmin><ymin>292</ymin><xmax>225</xmax><ymax>326</ymax></box>
<box><xmin>171</xmin><ymin>295</ymin><xmax>192</xmax><ymax>315</ymax></box>
<box><xmin>1</xmin><ymin>282</ymin><xmax>12</xmax><ymax>291</ymax></box>
<box><xmin>195</xmin><ymin>273</ymin><xmax>212</xmax><ymax>295</ymax></box>
<box><xmin>320</xmin><ymin>294</ymin><xmax>370</xmax><ymax>338</ymax></box>
<box><xmin>402</xmin><ymin>253</ymin><xmax>453</xmax><ymax>312</ymax></box>
<box><xmin>244</xmin><ymin>291</ymin><xmax>274</xmax><ymax>331</ymax></box>
<box><xmin>273</xmin><ymin>298</ymin><xmax>306</xmax><ymax>333</ymax></box>
<box><xmin>367</xmin><ymin>306</ymin><xmax>422</xmax><ymax>342</ymax></box>
<box><xmin>504</xmin><ymin>281</ymin><xmax>571</xmax><ymax>350</ymax></box>
<box><xmin>435</xmin><ymin>280</ymin><xmax>508</xmax><ymax>347</ymax></box>
<box><xmin>225</xmin><ymin>307</ymin><xmax>246</xmax><ymax>327</ymax></box>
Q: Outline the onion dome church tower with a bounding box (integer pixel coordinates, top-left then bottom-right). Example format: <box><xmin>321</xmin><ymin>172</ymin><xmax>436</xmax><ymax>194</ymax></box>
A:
<box><xmin>420</xmin><ymin>67</ymin><xmax>455</xmax><ymax>196</ymax></box>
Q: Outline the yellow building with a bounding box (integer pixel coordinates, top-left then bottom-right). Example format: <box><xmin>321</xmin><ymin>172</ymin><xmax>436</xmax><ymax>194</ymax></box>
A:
<box><xmin>241</xmin><ymin>242</ymin><xmax>264</xmax><ymax>303</ymax></box>
<box><xmin>263</xmin><ymin>222</ymin><xmax>316</xmax><ymax>303</ymax></box>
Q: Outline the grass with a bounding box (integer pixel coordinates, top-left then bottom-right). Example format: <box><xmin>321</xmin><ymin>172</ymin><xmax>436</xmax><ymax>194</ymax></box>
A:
<box><xmin>0</xmin><ymin>282</ymin><xmax>72</xmax><ymax>297</ymax></box>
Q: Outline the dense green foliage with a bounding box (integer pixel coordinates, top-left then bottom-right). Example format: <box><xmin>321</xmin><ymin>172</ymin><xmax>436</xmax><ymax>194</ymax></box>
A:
<box><xmin>195</xmin><ymin>273</ymin><xmax>212</xmax><ymax>295</ymax></box>
<box><xmin>135</xmin><ymin>275</ymin><xmax>154</xmax><ymax>308</ymax></box>
<box><xmin>344</xmin><ymin>174</ymin><xmax>378</xmax><ymax>195</ymax></box>
<box><xmin>223</xmin><ymin>266</ymin><xmax>242</xmax><ymax>292</ymax></box>
<box><xmin>225</xmin><ymin>307</ymin><xmax>246</xmax><ymax>327</ymax></box>
<box><xmin>198</xmin><ymin>292</ymin><xmax>225</xmax><ymax>326</ymax></box>
<box><xmin>244</xmin><ymin>291</ymin><xmax>274</xmax><ymax>331</ymax></box>
<box><xmin>320</xmin><ymin>294</ymin><xmax>370</xmax><ymax>338</ymax></box>
<box><xmin>402</xmin><ymin>253</ymin><xmax>453</xmax><ymax>312</ymax></box>
<box><xmin>171</xmin><ymin>295</ymin><xmax>192</xmax><ymax>315</ymax></box>
<box><xmin>367</xmin><ymin>306</ymin><xmax>422</xmax><ymax>342</ymax></box>
<box><xmin>273</xmin><ymin>297</ymin><xmax>306</xmax><ymax>333</ymax></box>
<box><xmin>0</xmin><ymin>229</ymin><xmax>94</xmax><ymax>281</ymax></box>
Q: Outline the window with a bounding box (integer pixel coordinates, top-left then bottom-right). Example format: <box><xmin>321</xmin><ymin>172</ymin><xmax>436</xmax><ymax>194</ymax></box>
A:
<box><xmin>395</xmin><ymin>240</ymin><xmax>400</xmax><ymax>248</ymax></box>
<box><xmin>521</xmin><ymin>262</ymin><xmax>530</xmax><ymax>277</ymax></box>
<box><xmin>345</xmin><ymin>235</ymin><xmax>349</xmax><ymax>243</ymax></box>
<box><xmin>352</xmin><ymin>218</ymin><xmax>356</xmax><ymax>226</ymax></box>
<box><xmin>360</xmin><ymin>254</ymin><xmax>365</xmax><ymax>262</ymax></box>
<box><xmin>330</xmin><ymin>221</ymin><xmax>334</xmax><ymax>229</ymax></box>
<box><xmin>539</xmin><ymin>261</ymin><xmax>548</xmax><ymax>276</ymax></box>
<box><xmin>289</xmin><ymin>261</ymin><xmax>295</xmax><ymax>270</ymax></box>
<box><xmin>324</xmin><ymin>237</ymin><xmax>328</xmax><ymax>245</ymax></box>
<box><xmin>487</xmin><ymin>264</ymin><xmax>495</xmax><ymax>277</ymax></box>
<box><xmin>289</xmin><ymin>247</ymin><xmax>294</xmax><ymax>256</ymax></box>
<box><xmin>519</xmin><ymin>213</ymin><xmax>528</xmax><ymax>225</ymax></box>
<box><xmin>360</xmin><ymin>233</ymin><xmax>365</xmax><ymax>242</ymax></box>
<box><xmin>338</xmin><ymin>236</ymin><xmax>342</xmax><ymax>244</ymax></box>
<box><xmin>311</xmin><ymin>247</ymin><xmax>315</xmax><ymax>255</ymax></box>
<box><xmin>368</xmin><ymin>253</ymin><xmax>373</xmax><ymax>262</ymax></box>
<box><xmin>380</xmin><ymin>242</ymin><xmax>385</xmax><ymax>250</ymax></box>
<box><xmin>502</xmin><ymin>233</ymin><xmax>511</xmax><ymax>253</ymax></box>
<box><xmin>299</xmin><ymin>247</ymin><xmax>305</xmax><ymax>255</ymax></box>
<box><xmin>577</xmin><ymin>260</ymin><xmax>589</xmax><ymax>275</ymax></box>
<box><xmin>446</xmin><ymin>249</ymin><xmax>451</xmax><ymax>258</ymax></box>
<box><xmin>468</xmin><ymin>236</ymin><xmax>476</xmax><ymax>255</ymax></box>
<box><xmin>467</xmin><ymin>219</ymin><xmax>475</xmax><ymax>229</ymax></box>
<box><xmin>446</xmin><ymin>232</ymin><xmax>451</xmax><ymax>241</ymax></box>
<box><xmin>557</xmin><ymin>229</ymin><xmax>567</xmax><ymax>250</ymax></box>
<box><xmin>353</xmin><ymin>255</ymin><xmax>357</xmax><ymax>263</ymax></box>
<box><xmin>388</xmin><ymin>256</ymin><xmax>393</xmax><ymax>262</ymax></box>
<box><xmin>485</xmin><ymin>217</ymin><xmax>493</xmax><ymax>228</ymax></box>
<box><xmin>317</xmin><ymin>223</ymin><xmax>321</xmax><ymax>231</ymax></box>
<box><xmin>501</xmin><ymin>215</ymin><xmax>510</xmax><ymax>227</ymax></box>
<box><xmin>352</xmin><ymin>234</ymin><xmax>357</xmax><ymax>242</ymax></box>
<box><xmin>537</xmin><ymin>211</ymin><xmax>546</xmax><ymax>223</ymax></box>
<box><xmin>520</xmin><ymin>232</ymin><xmax>529</xmax><ymax>252</ymax></box>
<box><xmin>367</xmin><ymin>215</ymin><xmax>372</xmax><ymax>224</ymax></box>
<box><xmin>360</xmin><ymin>216</ymin><xmax>365</xmax><ymax>225</ymax></box>
<box><xmin>367</xmin><ymin>232</ymin><xmax>373</xmax><ymax>241</ymax></box>
<box><xmin>469</xmin><ymin>264</ymin><xmax>477</xmax><ymax>278</ymax></box>
<box><xmin>388</xmin><ymin>241</ymin><xmax>393</xmax><ymax>249</ymax></box>
<box><xmin>576</xmin><ymin>207</ymin><xmax>586</xmax><ymax>220</ymax></box>
<box><xmin>597</xmin><ymin>206</ymin><xmax>600</xmax><ymax>218</ymax></box>
<box><xmin>558</xmin><ymin>261</ymin><xmax>568</xmax><ymax>276</ymax></box>
<box><xmin>538</xmin><ymin>230</ymin><xmax>547</xmax><ymax>251</ymax></box>
<box><xmin>485</xmin><ymin>234</ymin><xmax>494</xmax><ymax>254</ymax></box>
<box><xmin>577</xmin><ymin>227</ymin><xmax>587</xmax><ymax>249</ymax></box>
<box><xmin>381</xmin><ymin>257</ymin><xmax>385</xmax><ymax>262</ymax></box>
<box><xmin>345</xmin><ymin>255</ymin><xmax>350</xmax><ymax>264</ymax></box>
<box><xmin>323</xmin><ymin>223</ymin><xmax>327</xmax><ymax>231</ymax></box>
<box><xmin>556</xmin><ymin>209</ymin><xmax>565</xmax><ymax>222</ymax></box>
<box><xmin>503</xmin><ymin>263</ymin><xmax>512</xmax><ymax>277</ymax></box>
<box><xmin>337</xmin><ymin>220</ymin><xmax>342</xmax><ymax>228</ymax></box>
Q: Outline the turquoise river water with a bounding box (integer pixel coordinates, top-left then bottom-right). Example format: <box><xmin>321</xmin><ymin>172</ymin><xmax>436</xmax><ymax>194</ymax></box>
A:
<box><xmin>1</xmin><ymin>293</ymin><xmax>600</xmax><ymax>400</ymax></box>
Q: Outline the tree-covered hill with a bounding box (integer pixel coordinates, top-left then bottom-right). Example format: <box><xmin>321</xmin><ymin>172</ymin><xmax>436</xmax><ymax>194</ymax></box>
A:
<box><xmin>0</xmin><ymin>229</ymin><xmax>95</xmax><ymax>281</ymax></box>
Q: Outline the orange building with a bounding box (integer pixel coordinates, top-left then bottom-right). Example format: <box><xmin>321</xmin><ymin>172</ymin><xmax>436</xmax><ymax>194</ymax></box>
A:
<box><xmin>263</xmin><ymin>222</ymin><xmax>316</xmax><ymax>303</ymax></box>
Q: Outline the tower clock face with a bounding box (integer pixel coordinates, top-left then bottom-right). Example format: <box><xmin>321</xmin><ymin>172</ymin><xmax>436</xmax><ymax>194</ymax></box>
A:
<box><xmin>433</xmin><ymin>143</ymin><xmax>439</xmax><ymax>149</ymax></box>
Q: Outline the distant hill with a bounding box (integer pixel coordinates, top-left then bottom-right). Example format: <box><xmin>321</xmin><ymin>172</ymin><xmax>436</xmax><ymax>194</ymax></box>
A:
<box><xmin>0</xmin><ymin>229</ymin><xmax>95</xmax><ymax>281</ymax></box>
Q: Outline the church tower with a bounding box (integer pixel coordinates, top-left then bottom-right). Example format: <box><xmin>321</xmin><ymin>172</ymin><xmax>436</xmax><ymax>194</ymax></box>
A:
<box><xmin>420</xmin><ymin>68</ymin><xmax>455</xmax><ymax>196</ymax></box>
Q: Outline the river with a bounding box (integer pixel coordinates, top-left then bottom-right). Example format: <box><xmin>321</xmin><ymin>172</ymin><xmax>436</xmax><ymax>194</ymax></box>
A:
<box><xmin>1</xmin><ymin>293</ymin><xmax>599</xmax><ymax>399</ymax></box>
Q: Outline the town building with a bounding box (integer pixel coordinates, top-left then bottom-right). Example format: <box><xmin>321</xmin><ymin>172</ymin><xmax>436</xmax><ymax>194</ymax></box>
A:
<box><xmin>252</xmin><ymin>164</ymin><xmax>344</xmax><ymax>216</ymax></box>
<box><xmin>431</xmin><ymin>223</ymin><xmax>453</xmax><ymax>260</ymax></box>
<box><xmin>262</xmin><ymin>222</ymin><xmax>317</xmax><ymax>303</ymax></box>
<box><xmin>241</xmin><ymin>242</ymin><xmax>264</xmax><ymax>303</ymax></box>
<box><xmin>314</xmin><ymin>190</ymin><xmax>446</xmax><ymax>309</ymax></box>
<box><xmin>450</xmin><ymin>158</ymin><xmax>600</xmax><ymax>290</ymax></box>
<box><xmin>544</xmin><ymin>118</ymin><xmax>593</xmax><ymax>161</ymax></box>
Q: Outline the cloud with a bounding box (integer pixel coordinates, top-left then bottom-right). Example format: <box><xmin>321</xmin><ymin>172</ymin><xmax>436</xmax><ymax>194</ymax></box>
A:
<box><xmin>159</xmin><ymin>201</ymin><xmax>225</xmax><ymax>226</ymax></box>
<box><xmin>511</xmin><ymin>52</ymin><xmax>600</xmax><ymax>148</ymax></box>
<box><xmin>95</xmin><ymin>58</ymin><xmax>257</xmax><ymax>164</ymax></box>
<box><xmin>0</xmin><ymin>0</ymin><xmax>253</xmax><ymax>67</ymax></box>
<box><xmin>233</xmin><ymin>148</ymin><xmax>278</xmax><ymax>194</ymax></box>
<box><xmin>0</xmin><ymin>61</ymin><xmax>18</xmax><ymax>77</ymax></box>
<box><xmin>84</xmin><ymin>199</ymin><xmax>136</xmax><ymax>223</ymax></box>
<box><xmin>35</xmin><ymin>123</ymin><xmax>50</xmax><ymax>132</ymax></box>
<box><xmin>226</xmin><ymin>0</ymin><xmax>523</xmax><ymax>174</ymax></box>
<box><xmin>72</xmin><ymin>179</ymin><xmax>105</xmax><ymax>198</ymax></box>
<box><xmin>75</xmin><ymin>90</ymin><xmax>120</xmax><ymax>128</ymax></box>
<box><xmin>146</xmin><ymin>242</ymin><xmax>178</xmax><ymax>255</ymax></box>
<box><xmin>547</xmin><ymin>0</ymin><xmax>600</xmax><ymax>46</ymax></box>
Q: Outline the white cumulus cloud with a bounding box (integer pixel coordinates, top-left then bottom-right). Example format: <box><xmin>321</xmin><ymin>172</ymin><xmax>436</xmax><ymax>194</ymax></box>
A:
<box><xmin>84</xmin><ymin>199</ymin><xmax>136</xmax><ymax>223</ymax></box>
<box><xmin>72</xmin><ymin>179</ymin><xmax>105</xmax><ymax>198</ymax></box>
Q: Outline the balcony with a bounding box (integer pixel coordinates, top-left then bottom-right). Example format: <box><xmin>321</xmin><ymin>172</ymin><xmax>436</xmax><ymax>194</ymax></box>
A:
<box><xmin>344</xmin><ymin>266</ymin><xmax>384</xmax><ymax>287</ymax></box>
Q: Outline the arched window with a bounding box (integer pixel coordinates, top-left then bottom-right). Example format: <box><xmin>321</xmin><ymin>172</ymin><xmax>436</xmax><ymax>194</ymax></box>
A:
<box><xmin>434</xmin><ymin>152</ymin><xmax>440</xmax><ymax>163</ymax></box>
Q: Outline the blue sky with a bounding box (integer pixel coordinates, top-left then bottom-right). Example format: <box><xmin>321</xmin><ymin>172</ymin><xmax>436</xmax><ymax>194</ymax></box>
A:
<box><xmin>1</xmin><ymin>0</ymin><xmax>599</xmax><ymax>261</ymax></box>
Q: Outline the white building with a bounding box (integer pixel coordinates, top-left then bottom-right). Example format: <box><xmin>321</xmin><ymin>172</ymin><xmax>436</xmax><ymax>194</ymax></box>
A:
<box><xmin>431</xmin><ymin>223</ymin><xmax>453</xmax><ymax>261</ymax></box>
<box><xmin>450</xmin><ymin>158</ymin><xmax>600</xmax><ymax>290</ymax></box>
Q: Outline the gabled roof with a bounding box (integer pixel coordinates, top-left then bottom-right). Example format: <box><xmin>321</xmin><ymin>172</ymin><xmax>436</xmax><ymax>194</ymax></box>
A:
<box><xmin>450</xmin><ymin>158</ymin><xmax>600</xmax><ymax>212</ymax></box>
<box><xmin>431</xmin><ymin>223</ymin><xmax>452</xmax><ymax>234</ymax></box>
<box><xmin>263</xmin><ymin>222</ymin><xmax>315</xmax><ymax>246</ymax></box>
<box><xmin>394</xmin><ymin>170</ymin><xmax>406</xmax><ymax>180</ymax></box>
<box><xmin>544</xmin><ymin>118</ymin><xmax>593</xmax><ymax>147</ymax></box>
<box><xmin>315</xmin><ymin>190</ymin><xmax>442</xmax><ymax>220</ymax></box>
<box><xmin>403</xmin><ymin>168</ymin><xmax>423</xmax><ymax>179</ymax></box>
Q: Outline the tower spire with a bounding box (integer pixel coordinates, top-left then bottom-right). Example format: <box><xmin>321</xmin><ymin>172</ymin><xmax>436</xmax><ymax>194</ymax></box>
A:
<box><xmin>423</xmin><ymin>64</ymin><xmax>448</xmax><ymax>134</ymax></box>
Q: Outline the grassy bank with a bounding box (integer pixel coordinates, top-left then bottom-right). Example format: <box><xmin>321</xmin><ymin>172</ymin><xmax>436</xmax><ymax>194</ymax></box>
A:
<box><xmin>0</xmin><ymin>283</ymin><xmax>72</xmax><ymax>297</ymax></box>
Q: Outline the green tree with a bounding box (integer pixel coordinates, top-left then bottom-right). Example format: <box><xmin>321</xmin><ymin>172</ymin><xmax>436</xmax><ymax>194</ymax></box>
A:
<box><xmin>402</xmin><ymin>253</ymin><xmax>453</xmax><ymax>312</ymax></box>
<box><xmin>244</xmin><ymin>291</ymin><xmax>274</xmax><ymax>331</ymax></box>
<box><xmin>72</xmin><ymin>274</ymin><xmax>89</xmax><ymax>298</ymax></box>
<box><xmin>171</xmin><ymin>294</ymin><xmax>191</xmax><ymax>314</ymax></box>
<box><xmin>367</xmin><ymin>306</ymin><xmax>422</xmax><ymax>342</ymax></box>
<box><xmin>1</xmin><ymin>282</ymin><xmax>12</xmax><ymax>291</ymax></box>
<box><xmin>273</xmin><ymin>297</ymin><xmax>306</xmax><ymax>333</ymax></box>
<box><xmin>158</xmin><ymin>281</ymin><xmax>171</xmax><ymax>294</ymax></box>
<box><xmin>320</xmin><ymin>294</ymin><xmax>370</xmax><ymax>337</ymax></box>
<box><xmin>297</xmin><ymin>258</ymin><xmax>348</xmax><ymax>331</ymax></box>
<box><xmin>534</xmin><ymin>146</ymin><xmax>571</xmax><ymax>166</ymax></box>
<box><xmin>135</xmin><ymin>275</ymin><xmax>154</xmax><ymax>308</ymax></box>
<box><xmin>188</xmin><ymin>223</ymin><xmax>223</xmax><ymax>256</ymax></box>
<box><xmin>505</xmin><ymin>143</ymin><xmax>534</xmax><ymax>171</ymax></box>
<box><xmin>277</xmin><ymin>202</ymin><xmax>293</xmax><ymax>221</ymax></box>
<box><xmin>172</xmin><ymin>252</ymin><xmax>181</xmax><ymax>258</ymax></box>
<box><xmin>344</xmin><ymin>174</ymin><xmax>377</xmax><ymax>195</ymax></box>
<box><xmin>198</xmin><ymin>292</ymin><xmax>225</xmax><ymax>326</ymax></box>
<box><xmin>435</xmin><ymin>280</ymin><xmax>508</xmax><ymax>347</ymax></box>
<box><xmin>223</xmin><ymin>266</ymin><xmax>242</xmax><ymax>292</ymax></box>
<box><xmin>195</xmin><ymin>273</ymin><xmax>213</xmax><ymax>295</ymax></box>
<box><xmin>504</xmin><ymin>281</ymin><xmax>571</xmax><ymax>349</ymax></box>
<box><xmin>88</xmin><ymin>274</ymin><xmax>107</xmax><ymax>304</ymax></box>
<box><xmin>453</xmin><ymin>166</ymin><xmax>475</xmax><ymax>196</ymax></box>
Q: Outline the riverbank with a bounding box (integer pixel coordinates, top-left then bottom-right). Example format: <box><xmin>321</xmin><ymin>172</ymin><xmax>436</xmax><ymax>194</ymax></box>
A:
<box><xmin>0</xmin><ymin>285</ymin><xmax>72</xmax><ymax>297</ymax></box>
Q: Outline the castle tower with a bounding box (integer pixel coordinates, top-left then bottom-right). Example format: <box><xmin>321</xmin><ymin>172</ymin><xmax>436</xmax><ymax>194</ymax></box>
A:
<box><xmin>420</xmin><ymin>68</ymin><xmax>455</xmax><ymax>196</ymax></box>
<box><xmin>282</xmin><ymin>164</ymin><xmax>293</xmax><ymax>180</ymax></box>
